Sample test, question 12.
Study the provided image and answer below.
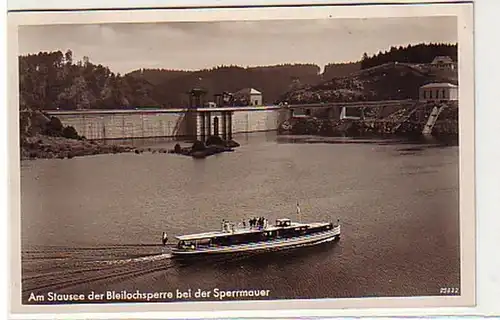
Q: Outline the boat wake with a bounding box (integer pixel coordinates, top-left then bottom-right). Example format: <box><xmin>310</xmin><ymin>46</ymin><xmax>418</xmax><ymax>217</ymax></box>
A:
<box><xmin>94</xmin><ymin>253</ymin><xmax>173</xmax><ymax>266</ymax></box>
<box><xmin>21</xmin><ymin>245</ymin><xmax>175</xmax><ymax>297</ymax></box>
<box><xmin>316</xmin><ymin>237</ymin><xmax>337</xmax><ymax>244</ymax></box>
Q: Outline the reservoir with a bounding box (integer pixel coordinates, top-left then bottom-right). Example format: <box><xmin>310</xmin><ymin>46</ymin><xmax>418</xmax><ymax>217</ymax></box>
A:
<box><xmin>20</xmin><ymin>132</ymin><xmax>460</xmax><ymax>303</ymax></box>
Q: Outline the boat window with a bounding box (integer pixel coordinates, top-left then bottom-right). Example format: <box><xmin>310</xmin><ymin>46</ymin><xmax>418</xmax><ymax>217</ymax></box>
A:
<box><xmin>179</xmin><ymin>241</ymin><xmax>196</xmax><ymax>249</ymax></box>
<box><xmin>196</xmin><ymin>239</ymin><xmax>211</xmax><ymax>246</ymax></box>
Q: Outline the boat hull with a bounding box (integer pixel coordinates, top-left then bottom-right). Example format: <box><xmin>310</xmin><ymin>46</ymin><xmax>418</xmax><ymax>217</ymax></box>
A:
<box><xmin>171</xmin><ymin>227</ymin><xmax>340</xmax><ymax>259</ymax></box>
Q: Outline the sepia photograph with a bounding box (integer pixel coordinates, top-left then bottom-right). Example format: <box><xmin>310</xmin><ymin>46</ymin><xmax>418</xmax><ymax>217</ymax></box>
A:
<box><xmin>7</xmin><ymin>1</ymin><xmax>475</xmax><ymax>316</ymax></box>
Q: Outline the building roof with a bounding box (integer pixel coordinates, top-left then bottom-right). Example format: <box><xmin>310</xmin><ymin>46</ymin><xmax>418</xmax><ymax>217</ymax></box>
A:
<box><xmin>235</xmin><ymin>87</ymin><xmax>262</xmax><ymax>95</ymax></box>
<box><xmin>420</xmin><ymin>82</ymin><xmax>458</xmax><ymax>89</ymax></box>
<box><xmin>431</xmin><ymin>56</ymin><xmax>454</xmax><ymax>64</ymax></box>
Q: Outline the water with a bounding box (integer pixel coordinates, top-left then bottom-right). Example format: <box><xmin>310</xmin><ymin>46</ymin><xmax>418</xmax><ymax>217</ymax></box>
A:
<box><xmin>20</xmin><ymin>132</ymin><xmax>460</xmax><ymax>304</ymax></box>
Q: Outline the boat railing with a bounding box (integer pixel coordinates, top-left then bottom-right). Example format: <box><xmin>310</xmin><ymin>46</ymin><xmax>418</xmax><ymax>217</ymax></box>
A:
<box><xmin>176</xmin><ymin>227</ymin><xmax>341</xmax><ymax>252</ymax></box>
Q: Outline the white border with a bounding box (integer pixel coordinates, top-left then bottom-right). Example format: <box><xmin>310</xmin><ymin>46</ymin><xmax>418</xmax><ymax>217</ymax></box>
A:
<box><xmin>6</xmin><ymin>0</ymin><xmax>471</xmax><ymax>11</ymax></box>
<box><xmin>5</xmin><ymin>1</ymin><xmax>481</xmax><ymax>319</ymax></box>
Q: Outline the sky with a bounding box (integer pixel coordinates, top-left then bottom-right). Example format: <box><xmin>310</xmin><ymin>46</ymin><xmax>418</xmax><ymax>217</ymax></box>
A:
<box><xmin>18</xmin><ymin>16</ymin><xmax>457</xmax><ymax>75</ymax></box>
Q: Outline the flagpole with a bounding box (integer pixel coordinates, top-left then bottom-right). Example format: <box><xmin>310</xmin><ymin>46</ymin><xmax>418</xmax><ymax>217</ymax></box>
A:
<box><xmin>296</xmin><ymin>201</ymin><xmax>301</xmax><ymax>223</ymax></box>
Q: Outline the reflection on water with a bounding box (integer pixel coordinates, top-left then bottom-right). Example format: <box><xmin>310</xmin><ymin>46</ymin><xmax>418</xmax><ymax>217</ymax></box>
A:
<box><xmin>20</xmin><ymin>132</ymin><xmax>460</xmax><ymax>303</ymax></box>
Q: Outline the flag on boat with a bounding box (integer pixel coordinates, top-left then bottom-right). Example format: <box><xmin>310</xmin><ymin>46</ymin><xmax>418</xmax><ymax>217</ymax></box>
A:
<box><xmin>296</xmin><ymin>201</ymin><xmax>301</xmax><ymax>219</ymax></box>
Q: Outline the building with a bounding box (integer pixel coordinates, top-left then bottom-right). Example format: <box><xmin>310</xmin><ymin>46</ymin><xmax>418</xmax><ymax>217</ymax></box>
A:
<box><xmin>204</xmin><ymin>101</ymin><xmax>217</xmax><ymax>108</ymax></box>
<box><xmin>419</xmin><ymin>82</ymin><xmax>458</xmax><ymax>101</ymax></box>
<box><xmin>431</xmin><ymin>56</ymin><xmax>456</xmax><ymax>70</ymax></box>
<box><xmin>213</xmin><ymin>91</ymin><xmax>234</xmax><ymax>107</ymax></box>
<box><xmin>233</xmin><ymin>88</ymin><xmax>263</xmax><ymax>106</ymax></box>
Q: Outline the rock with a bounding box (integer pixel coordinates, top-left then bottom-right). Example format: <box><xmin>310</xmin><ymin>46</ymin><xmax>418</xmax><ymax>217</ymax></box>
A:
<box><xmin>205</xmin><ymin>135</ymin><xmax>224</xmax><ymax>146</ymax></box>
<box><xmin>191</xmin><ymin>151</ymin><xmax>207</xmax><ymax>159</ymax></box>
<box><xmin>62</xmin><ymin>126</ymin><xmax>79</xmax><ymax>139</ymax></box>
<box><xmin>166</xmin><ymin>137</ymin><xmax>239</xmax><ymax>159</ymax></box>
<box><xmin>225</xmin><ymin>140</ymin><xmax>240</xmax><ymax>148</ymax></box>
<box><xmin>191</xmin><ymin>140</ymin><xmax>206</xmax><ymax>152</ymax></box>
<box><xmin>173</xmin><ymin>144</ymin><xmax>182</xmax><ymax>154</ymax></box>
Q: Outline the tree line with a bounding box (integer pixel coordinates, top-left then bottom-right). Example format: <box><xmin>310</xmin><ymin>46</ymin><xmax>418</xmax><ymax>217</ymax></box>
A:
<box><xmin>19</xmin><ymin>50</ymin><xmax>161</xmax><ymax>110</ymax></box>
<box><xmin>360</xmin><ymin>43</ymin><xmax>458</xmax><ymax>69</ymax></box>
<box><xmin>19</xmin><ymin>42</ymin><xmax>458</xmax><ymax>110</ymax></box>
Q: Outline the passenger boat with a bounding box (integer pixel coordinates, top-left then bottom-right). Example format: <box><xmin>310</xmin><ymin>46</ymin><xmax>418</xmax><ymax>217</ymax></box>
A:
<box><xmin>163</xmin><ymin>204</ymin><xmax>341</xmax><ymax>258</ymax></box>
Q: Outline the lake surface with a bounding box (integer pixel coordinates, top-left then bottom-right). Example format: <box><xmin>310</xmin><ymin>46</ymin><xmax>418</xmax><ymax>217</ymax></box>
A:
<box><xmin>20</xmin><ymin>132</ymin><xmax>460</xmax><ymax>304</ymax></box>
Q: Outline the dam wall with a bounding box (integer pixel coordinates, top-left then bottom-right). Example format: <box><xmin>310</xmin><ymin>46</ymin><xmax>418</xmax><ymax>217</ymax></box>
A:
<box><xmin>47</xmin><ymin>107</ymin><xmax>283</xmax><ymax>140</ymax></box>
<box><xmin>196</xmin><ymin>108</ymin><xmax>281</xmax><ymax>137</ymax></box>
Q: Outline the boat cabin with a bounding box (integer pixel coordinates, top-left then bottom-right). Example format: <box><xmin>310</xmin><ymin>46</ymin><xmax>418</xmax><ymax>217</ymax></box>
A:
<box><xmin>173</xmin><ymin>219</ymin><xmax>337</xmax><ymax>252</ymax></box>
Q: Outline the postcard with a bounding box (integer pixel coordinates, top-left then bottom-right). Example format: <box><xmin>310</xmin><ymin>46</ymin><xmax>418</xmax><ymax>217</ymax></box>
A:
<box><xmin>7</xmin><ymin>1</ymin><xmax>475</xmax><ymax>318</ymax></box>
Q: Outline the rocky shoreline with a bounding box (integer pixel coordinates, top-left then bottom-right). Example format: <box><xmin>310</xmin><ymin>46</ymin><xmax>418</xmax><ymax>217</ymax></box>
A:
<box><xmin>278</xmin><ymin>114</ymin><xmax>458</xmax><ymax>138</ymax></box>
<box><xmin>20</xmin><ymin>134</ymin><xmax>241</xmax><ymax>161</ymax></box>
<box><xmin>20</xmin><ymin>109</ymin><xmax>242</xmax><ymax>161</ymax></box>
<box><xmin>19</xmin><ymin>109</ymin><xmax>136</xmax><ymax>160</ymax></box>
<box><xmin>20</xmin><ymin>135</ymin><xmax>135</xmax><ymax>160</ymax></box>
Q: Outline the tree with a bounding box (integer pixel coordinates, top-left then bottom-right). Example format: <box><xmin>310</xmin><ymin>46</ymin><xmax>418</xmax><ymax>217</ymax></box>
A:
<box><xmin>64</xmin><ymin>49</ymin><xmax>73</xmax><ymax>65</ymax></box>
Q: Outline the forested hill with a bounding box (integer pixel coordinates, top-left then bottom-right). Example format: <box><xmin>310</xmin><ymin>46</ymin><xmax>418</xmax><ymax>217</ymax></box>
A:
<box><xmin>19</xmin><ymin>42</ymin><xmax>457</xmax><ymax>110</ymax></box>
<box><xmin>126</xmin><ymin>62</ymin><xmax>363</xmax><ymax>106</ymax></box>
<box><xmin>19</xmin><ymin>50</ymin><xmax>165</xmax><ymax>110</ymax></box>
<box><xmin>127</xmin><ymin>63</ymin><xmax>361</xmax><ymax>107</ymax></box>
<box><xmin>279</xmin><ymin>42</ymin><xmax>458</xmax><ymax>103</ymax></box>
<box><xmin>128</xmin><ymin>64</ymin><xmax>323</xmax><ymax>107</ymax></box>
<box><xmin>322</xmin><ymin>62</ymin><xmax>361</xmax><ymax>79</ymax></box>
<box><xmin>280</xmin><ymin>62</ymin><xmax>457</xmax><ymax>104</ymax></box>
<box><xmin>126</xmin><ymin>69</ymin><xmax>191</xmax><ymax>86</ymax></box>
<box><xmin>361</xmin><ymin>43</ymin><xmax>457</xmax><ymax>69</ymax></box>
<box><xmin>19</xmin><ymin>51</ymin><xmax>324</xmax><ymax>110</ymax></box>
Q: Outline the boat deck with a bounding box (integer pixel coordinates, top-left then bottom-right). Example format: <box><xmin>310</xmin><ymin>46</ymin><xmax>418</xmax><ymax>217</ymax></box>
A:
<box><xmin>175</xmin><ymin>221</ymin><xmax>331</xmax><ymax>241</ymax></box>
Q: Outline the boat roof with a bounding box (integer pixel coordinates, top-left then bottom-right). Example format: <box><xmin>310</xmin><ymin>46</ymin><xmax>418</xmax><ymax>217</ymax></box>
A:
<box><xmin>175</xmin><ymin>221</ymin><xmax>330</xmax><ymax>241</ymax></box>
<box><xmin>420</xmin><ymin>82</ymin><xmax>458</xmax><ymax>89</ymax></box>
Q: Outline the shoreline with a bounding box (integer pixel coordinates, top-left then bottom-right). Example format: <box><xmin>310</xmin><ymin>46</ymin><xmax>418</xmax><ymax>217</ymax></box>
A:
<box><xmin>20</xmin><ymin>132</ymin><xmax>458</xmax><ymax>162</ymax></box>
<box><xmin>276</xmin><ymin>134</ymin><xmax>459</xmax><ymax>146</ymax></box>
<box><xmin>20</xmin><ymin>135</ymin><xmax>136</xmax><ymax>161</ymax></box>
<box><xmin>20</xmin><ymin>134</ymin><xmax>242</xmax><ymax>161</ymax></box>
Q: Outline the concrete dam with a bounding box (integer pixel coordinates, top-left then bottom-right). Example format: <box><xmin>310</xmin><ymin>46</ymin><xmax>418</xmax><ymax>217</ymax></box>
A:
<box><xmin>46</xmin><ymin>106</ymin><xmax>286</xmax><ymax>140</ymax></box>
<box><xmin>44</xmin><ymin>100</ymin><xmax>440</xmax><ymax>141</ymax></box>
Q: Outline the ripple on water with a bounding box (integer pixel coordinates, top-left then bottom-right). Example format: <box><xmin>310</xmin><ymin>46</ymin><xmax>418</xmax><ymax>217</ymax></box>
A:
<box><xmin>20</xmin><ymin>134</ymin><xmax>460</xmax><ymax>301</ymax></box>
